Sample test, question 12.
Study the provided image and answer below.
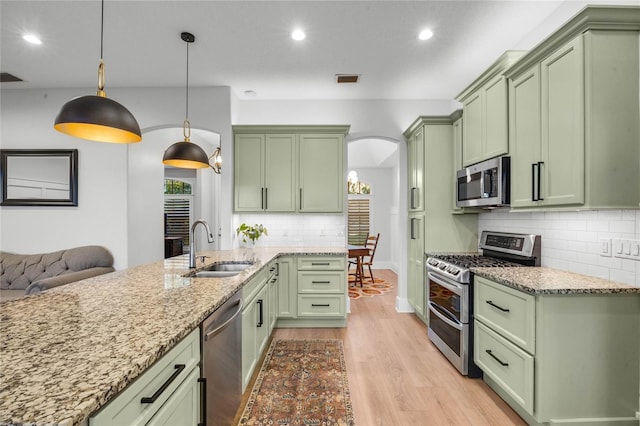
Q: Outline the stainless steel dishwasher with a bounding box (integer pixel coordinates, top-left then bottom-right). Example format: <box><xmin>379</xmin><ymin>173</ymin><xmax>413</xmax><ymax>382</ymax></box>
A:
<box><xmin>201</xmin><ymin>290</ymin><xmax>243</xmax><ymax>426</ymax></box>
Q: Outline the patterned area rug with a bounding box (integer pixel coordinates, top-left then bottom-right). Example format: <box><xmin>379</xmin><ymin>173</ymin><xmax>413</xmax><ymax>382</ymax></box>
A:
<box><xmin>348</xmin><ymin>276</ymin><xmax>393</xmax><ymax>299</ymax></box>
<box><xmin>239</xmin><ymin>339</ymin><xmax>355</xmax><ymax>426</ymax></box>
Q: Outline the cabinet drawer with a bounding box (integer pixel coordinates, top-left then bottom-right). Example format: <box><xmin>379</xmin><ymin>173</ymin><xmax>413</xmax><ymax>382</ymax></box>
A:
<box><xmin>297</xmin><ymin>295</ymin><xmax>345</xmax><ymax>317</ymax></box>
<box><xmin>474</xmin><ymin>276</ymin><xmax>535</xmax><ymax>354</ymax></box>
<box><xmin>474</xmin><ymin>320</ymin><xmax>534</xmax><ymax>415</ymax></box>
<box><xmin>90</xmin><ymin>328</ymin><xmax>200</xmax><ymax>426</ymax></box>
<box><xmin>297</xmin><ymin>271</ymin><xmax>345</xmax><ymax>293</ymax></box>
<box><xmin>297</xmin><ymin>256</ymin><xmax>345</xmax><ymax>271</ymax></box>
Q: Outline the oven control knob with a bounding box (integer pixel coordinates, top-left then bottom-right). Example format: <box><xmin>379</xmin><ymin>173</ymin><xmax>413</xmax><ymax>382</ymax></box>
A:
<box><xmin>428</xmin><ymin>259</ymin><xmax>438</xmax><ymax>267</ymax></box>
<box><xmin>451</xmin><ymin>269</ymin><xmax>460</xmax><ymax>276</ymax></box>
<box><xmin>438</xmin><ymin>264</ymin><xmax>447</xmax><ymax>270</ymax></box>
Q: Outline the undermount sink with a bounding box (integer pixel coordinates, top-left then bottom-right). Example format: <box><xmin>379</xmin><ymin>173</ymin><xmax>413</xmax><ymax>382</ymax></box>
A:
<box><xmin>190</xmin><ymin>261</ymin><xmax>254</xmax><ymax>278</ymax></box>
<box><xmin>204</xmin><ymin>262</ymin><xmax>254</xmax><ymax>272</ymax></box>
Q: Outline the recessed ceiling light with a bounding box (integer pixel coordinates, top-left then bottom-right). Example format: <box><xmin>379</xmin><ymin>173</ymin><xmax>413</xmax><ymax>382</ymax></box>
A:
<box><xmin>23</xmin><ymin>34</ymin><xmax>42</xmax><ymax>45</ymax></box>
<box><xmin>418</xmin><ymin>29</ymin><xmax>433</xmax><ymax>41</ymax></box>
<box><xmin>291</xmin><ymin>29</ymin><xmax>306</xmax><ymax>41</ymax></box>
<box><xmin>244</xmin><ymin>90</ymin><xmax>257</xmax><ymax>97</ymax></box>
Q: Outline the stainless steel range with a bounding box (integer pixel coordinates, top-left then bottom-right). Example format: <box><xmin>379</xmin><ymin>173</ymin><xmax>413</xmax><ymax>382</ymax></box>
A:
<box><xmin>426</xmin><ymin>231</ymin><xmax>541</xmax><ymax>377</ymax></box>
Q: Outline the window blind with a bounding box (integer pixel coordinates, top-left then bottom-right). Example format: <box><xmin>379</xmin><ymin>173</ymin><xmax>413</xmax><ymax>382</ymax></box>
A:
<box><xmin>348</xmin><ymin>198</ymin><xmax>370</xmax><ymax>245</ymax></box>
<box><xmin>164</xmin><ymin>196</ymin><xmax>193</xmax><ymax>248</ymax></box>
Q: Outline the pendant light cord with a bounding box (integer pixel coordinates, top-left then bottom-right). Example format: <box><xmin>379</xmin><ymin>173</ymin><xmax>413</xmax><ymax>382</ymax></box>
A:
<box><xmin>100</xmin><ymin>0</ymin><xmax>104</xmax><ymax>59</ymax></box>
<box><xmin>185</xmin><ymin>39</ymin><xmax>189</xmax><ymax>120</ymax></box>
<box><xmin>97</xmin><ymin>0</ymin><xmax>106</xmax><ymax>95</ymax></box>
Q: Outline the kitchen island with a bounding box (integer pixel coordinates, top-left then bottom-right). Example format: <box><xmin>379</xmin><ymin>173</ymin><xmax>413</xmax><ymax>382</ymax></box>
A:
<box><xmin>0</xmin><ymin>247</ymin><xmax>346</xmax><ymax>426</ymax></box>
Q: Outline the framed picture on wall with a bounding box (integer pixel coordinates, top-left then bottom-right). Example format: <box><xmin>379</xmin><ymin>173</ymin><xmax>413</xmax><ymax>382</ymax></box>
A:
<box><xmin>0</xmin><ymin>149</ymin><xmax>78</xmax><ymax>206</ymax></box>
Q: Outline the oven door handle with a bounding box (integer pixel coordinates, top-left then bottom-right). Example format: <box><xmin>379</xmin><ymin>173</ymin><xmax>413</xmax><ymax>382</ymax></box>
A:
<box><xmin>428</xmin><ymin>301</ymin><xmax>462</xmax><ymax>331</ymax></box>
<box><xmin>427</xmin><ymin>272</ymin><xmax>463</xmax><ymax>295</ymax></box>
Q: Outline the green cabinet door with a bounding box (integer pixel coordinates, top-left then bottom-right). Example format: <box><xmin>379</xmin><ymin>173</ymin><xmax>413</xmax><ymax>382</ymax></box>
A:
<box><xmin>277</xmin><ymin>257</ymin><xmax>296</xmax><ymax>319</ymax></box>
<box><xmin>483</xmin><ymin>75</ymin><xmax>509</xmax><ymax>160</ymax></box>
<box><xmin>298</xmin><ymin>134</ymin><xmax>344</xmax><ymax>212</ymax></box>
<box><xmin>408</xmin><ymin>126</ymin><xmax>425</xmax><ymax>211</ymax></box>
<box><xmin>509</xmin><ymin>65</ymin><xmax>542</xmax><ymax>208</ymax></box>
<box><xmin>540</xmin><ymin>35</ymin><xmax>584</xmax><ymax>206</ymax></box>
<box><xmin>462</xmin><ymin>91</ymin><xmax>483</xmax><ymax>166</ymax></box>
<box><xmin>234</xmin><ymin>134</ymin><xmax>265</xmax><ymax>211</ymax></box>
<box><xmin>265</xmin><ymin>134</ymin><xmax>296</xmax><ymax>212</ymax></box>
<box><xmin>407</xmin><ymin>213</ymin><xmax>425</xmax><ymax>321</ymax></box>
<box><xmin>241</xmin><ymin>298</ymin><xmax>258</xmax><ymax>391</ymax></box>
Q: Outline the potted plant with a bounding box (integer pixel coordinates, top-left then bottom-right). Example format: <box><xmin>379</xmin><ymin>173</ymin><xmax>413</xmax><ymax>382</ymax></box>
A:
<box><xmin>236</xmin><ymin>223</ymin><xmax>268</xmax><ymax>247</ymax></box>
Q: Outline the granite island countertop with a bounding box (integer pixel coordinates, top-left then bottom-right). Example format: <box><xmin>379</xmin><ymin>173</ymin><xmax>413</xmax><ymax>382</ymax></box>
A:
<box><xmin>0</xmin><ymin>247</ymin><xmax>347</xmax><ymax>426</ymax></box>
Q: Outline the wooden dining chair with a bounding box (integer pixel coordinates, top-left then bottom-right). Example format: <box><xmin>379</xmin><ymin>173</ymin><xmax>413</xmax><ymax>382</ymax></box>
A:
<box><xmin>348</xmin><ymin>234</ymin><xmax>368</xmax><ymax>287</ymax></box>
<box><xmin>361</xmin><ymin>233</ymin><xmax>380</xmax><ymax>282</ymax></box>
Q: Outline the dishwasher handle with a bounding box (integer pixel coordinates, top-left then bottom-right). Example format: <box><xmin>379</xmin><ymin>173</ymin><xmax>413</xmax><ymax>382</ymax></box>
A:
<box><xmin>204</xmin><ymin>298</ymin><xmax>244</xmax><ymax>341</ymax></box>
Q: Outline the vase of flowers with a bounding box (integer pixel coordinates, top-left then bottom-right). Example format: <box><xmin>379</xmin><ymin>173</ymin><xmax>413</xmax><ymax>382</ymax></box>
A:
<box><xmin>236</xmin><ymin>223</ymin><xmax>268</xmax><ymax>248</ymax></box>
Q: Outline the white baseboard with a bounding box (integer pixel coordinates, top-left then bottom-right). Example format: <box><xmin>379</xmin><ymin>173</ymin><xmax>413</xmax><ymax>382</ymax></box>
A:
<box><xmin>395</xmin><ymin>296</ymin><xmax>413</xmax><ymax>313</ymax></box>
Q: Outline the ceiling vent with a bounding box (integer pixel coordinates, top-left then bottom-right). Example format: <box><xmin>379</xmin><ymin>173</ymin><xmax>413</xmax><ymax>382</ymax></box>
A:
<box><xmin>0</xmin><ymin>73</ymin><xmax>23</xmax><ymax>83</ymax></box>
<box><xmin>336</xmin><ymin>74</ymin><xmax>360</xmax><ymax>84</ymax></box>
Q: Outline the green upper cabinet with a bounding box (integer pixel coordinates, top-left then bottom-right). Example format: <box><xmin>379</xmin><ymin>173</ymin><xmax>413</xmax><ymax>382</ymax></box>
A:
<box><xmin>234</xmin><ymin>133</ymin><xmax>296</xmax><ymax>212</ymax></box>
<box><xmin>299</xmin><ymin>133</ymin><xmax>345</xmax><ymax>213</ymax></box>
<box><xmin>457</xmin><ymin>51</ymin><xmax>526</xmax><ymax>167</ymax></box>
<box><xmin>406</xmin><ymin>125</ymin><xmax>425</xmax><ymax>212</ymax></box>
<box><xmin>234</xmin><ymin>134</ymin><xmax>265</xmax><ymax>211</ymax></box>
<box><xmin>265</xmin><ymin>134</ymin><xmax>297</xmax><ymax>211</ymax></box>
<box><xmin>506</xmin><ymin>7</ymin><xmax>640</xmax><ymax>210</ymax></box>
<box><xmin>233</xmin><ymin>125</ymin><xmax>349</xmax><ymax>213</ymax></box>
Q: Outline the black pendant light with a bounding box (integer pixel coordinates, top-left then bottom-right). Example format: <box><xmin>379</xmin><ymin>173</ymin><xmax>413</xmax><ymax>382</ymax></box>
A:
<box><xmin>54</xmin><ymin>0</ymin><xmax>141</xmax><ymax>143</ymax></box>
<box><xmin>162</xmin><ymin>32</ymin><xmax>210</xmax><ymax>169</ymax></box>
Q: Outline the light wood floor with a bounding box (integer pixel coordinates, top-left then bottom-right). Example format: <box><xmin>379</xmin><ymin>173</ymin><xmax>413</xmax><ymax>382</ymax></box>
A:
<box><xmin>241</xmin><ymin>269</ymin><xmax>527</xmax><ymax>425</ymax></box>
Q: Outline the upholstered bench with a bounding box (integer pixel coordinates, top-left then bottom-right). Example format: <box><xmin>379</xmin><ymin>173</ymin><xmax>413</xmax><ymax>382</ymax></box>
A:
<box><xmin>0</xmin><ymin>246</ymin><xmax>115</xmax><ymax>301</ymax></box>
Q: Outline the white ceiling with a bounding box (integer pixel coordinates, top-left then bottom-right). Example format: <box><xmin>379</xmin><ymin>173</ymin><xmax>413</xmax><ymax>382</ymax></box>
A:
<box><xmin>3</xmin><ymin>0</ymin><xmax>629</xmax><ymax>101</ymax></box>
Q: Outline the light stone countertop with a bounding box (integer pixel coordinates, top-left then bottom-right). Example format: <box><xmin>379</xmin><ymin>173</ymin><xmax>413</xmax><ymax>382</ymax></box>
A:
<box><xmin>426</xmin><ymin>251</ymin><xmax>640</xmax><ymax>295</ymax></box>
<box><xmin>0</xmin><ymin>247</ymin><xmax>347</xmax><ymax>426</ymax></box>
<box><xmin>473</xmin><ymin>266</ymin><xmax>640</xmax><ymax>295</ymax></box>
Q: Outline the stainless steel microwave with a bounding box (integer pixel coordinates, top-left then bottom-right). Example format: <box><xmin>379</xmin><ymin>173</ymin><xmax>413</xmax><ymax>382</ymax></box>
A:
<box><xmin>456</xmin><ymin>156</ymin><xmax>510</xmax><ymax>208</ymax></box>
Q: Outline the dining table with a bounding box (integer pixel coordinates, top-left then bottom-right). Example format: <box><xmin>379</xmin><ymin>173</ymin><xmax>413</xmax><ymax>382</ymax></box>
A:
<box><xmin>347</xmin><ymin>244</ymin><xmax>370</xmax><ymax>287</ymax></box>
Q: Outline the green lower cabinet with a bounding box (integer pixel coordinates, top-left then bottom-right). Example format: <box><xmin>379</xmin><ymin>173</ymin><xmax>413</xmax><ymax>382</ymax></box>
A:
<box><xmin>241</xmin><ymin>275</ymin><xmax>270</xmax><ymax>392</ymax></box>
<box><xmin>474</xmin><ymin>276</ymin><xmax>640</xmax><ymax>425</ymax></box>
<box><xmin>276</xmin><ymin>255</ymin><xmax>347</xmax><ymax>328</ymax></box>
<box><xmin>407</xmin><ymin>213</ymin><xmax>425</xmax><ymax>322</ymax></box>
<box><xmin>90</xmin><ymin>329</ymin><xmax>200</xmax><ymax>426</ymax></box>
<box><xmin>146</xmin><ymin>367</ymin><xmax>200</xmax><ymax>426</ymax></box>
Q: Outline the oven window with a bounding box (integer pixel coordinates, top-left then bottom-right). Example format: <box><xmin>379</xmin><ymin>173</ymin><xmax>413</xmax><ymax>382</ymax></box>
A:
<box><xmin>457</xmin><ymin>171</ymin><xmax>482</xmax><ymax>201</ymax></box>
<box><xmin>429</xmin><ymin>306</ymin><xmax>461</xmax><ymax>357</ymax></box>
<box><xmin>429</xmin><ymin>279</ymin><xmax>462</xmax><ymax>322</ymax></box>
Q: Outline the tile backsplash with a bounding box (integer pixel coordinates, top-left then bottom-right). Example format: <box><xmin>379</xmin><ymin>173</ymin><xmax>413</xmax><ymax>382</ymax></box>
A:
<box><xmin>233</xmin><ymin>214</ymin><xmax>346</xmax><ymax>247</ymax></box>
<box><xmin>478</xmin><ymin>209</ymin><xmax>640</xmax><ymax>287</ymax></box>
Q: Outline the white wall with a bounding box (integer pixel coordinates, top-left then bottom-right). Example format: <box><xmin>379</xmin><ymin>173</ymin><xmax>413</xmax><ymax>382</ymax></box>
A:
<box><xmin>1</xmin><ymin>86</ymin><xmax>232</xmax><ymax>270</ymax></box>
<box><xmin>346</xmin><ymin>167</ymin><xmax>395</xmax><ymax>270</ymax></box>
<box><xmin>233</xmin><ymin>214</ymin><xmax>346</xmax><ymax>248</ymax></box>
<box><xmin>479</xmin><ymin>209</ymin><xmax>640</xmax><ymax>287</ymax></box>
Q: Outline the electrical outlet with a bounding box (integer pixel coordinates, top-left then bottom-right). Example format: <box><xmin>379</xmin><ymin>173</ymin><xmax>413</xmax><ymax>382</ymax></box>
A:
<box><xmin>613</xmin><ymin>239</ymin><xmax>640</xmax><ymax>261</ymax></box>
<box><xmin>319</xmin><ymin>228</ymin><xmax>325</xmax><ymax>236</ymax></box>
<box><xmin>599</xmin><ymin>238</ymin><xmax>612</xmax><ymax>257</ymax></box>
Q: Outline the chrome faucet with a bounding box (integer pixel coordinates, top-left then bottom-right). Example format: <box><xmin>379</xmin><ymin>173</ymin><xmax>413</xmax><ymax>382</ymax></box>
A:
<box><xmin>189</xmin><ymin>220</ymin><xmax>215</xmax><ymax>268</ymax></box>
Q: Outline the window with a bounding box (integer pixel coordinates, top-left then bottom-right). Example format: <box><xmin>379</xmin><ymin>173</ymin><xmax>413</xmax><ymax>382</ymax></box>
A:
<box><xmin>348</xmin><ymin>198</ymin><xmax>370</xmax><ymax>246</ymax></box>
<box><xmin>164</xmin><ymin>179</ymin><xmax>194</xmax><ymax>250</ymax></box>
